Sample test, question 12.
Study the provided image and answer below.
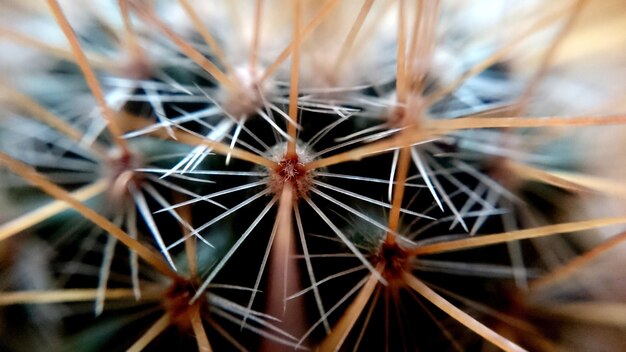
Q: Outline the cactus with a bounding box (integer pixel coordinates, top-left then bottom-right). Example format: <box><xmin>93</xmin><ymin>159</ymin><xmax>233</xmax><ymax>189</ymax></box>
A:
<box><xmin>1</xmin><ymin>0</ymin><xmax>626</xmax><ymax>351</ymax></box>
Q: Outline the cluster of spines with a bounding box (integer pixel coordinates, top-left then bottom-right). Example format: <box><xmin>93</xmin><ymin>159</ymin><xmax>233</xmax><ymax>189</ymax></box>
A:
<box><xmin>1</xmin><ymin>0</ymin><xmax>626</xmax><ymax>351</ymax></box>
